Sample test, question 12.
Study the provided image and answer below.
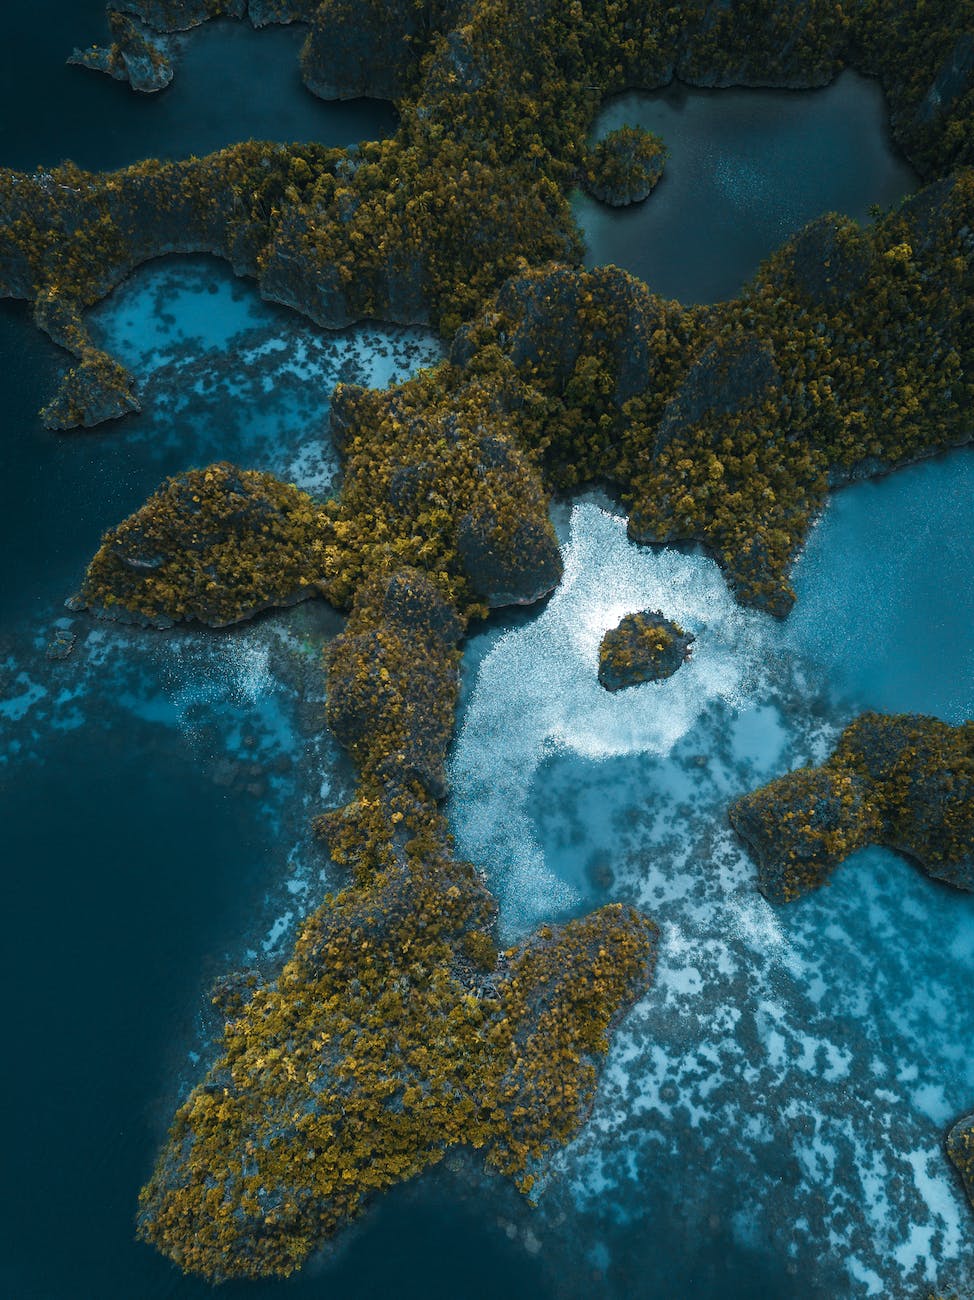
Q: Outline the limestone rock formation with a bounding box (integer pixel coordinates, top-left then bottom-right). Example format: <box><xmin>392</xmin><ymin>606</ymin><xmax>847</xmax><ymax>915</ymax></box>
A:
<box><xmin>730</xmin><ymin>713</ymin><xmax>974</xmax><ymax>902</ymax></box>
<box><xmin>598</xmin><ymin>610</ymin><xmax>694</xmax><ymax>691</ymax></box>
<box><xmin>581</xmin><ymin>126</ymin><xmax>668</xmax><ymax>206</ymax></box>
<box><xmin>78</xmin><ymin>462</ymin><xmax>328</xmax><ymax>626</ymax></box>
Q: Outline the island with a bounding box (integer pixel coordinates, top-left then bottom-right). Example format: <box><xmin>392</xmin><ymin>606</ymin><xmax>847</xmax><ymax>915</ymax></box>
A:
<box><xmin>598</xmin><ymin>610</ymin><xmax>694</xmax><ymax>690</ymax></box>
<box><xmin>581</xmin><ymin>125</ymin><xmax>668</xmax><ymax>206</ymax></box>
<box><xmin>1</xmin><ymin>0</ymin><xmax>972</xmax><ymax>1283</ymax></box>
<box><xmin>729</xmin><ymin>713</ymin><xmax>974</xmax><ymax>903</ymax></box>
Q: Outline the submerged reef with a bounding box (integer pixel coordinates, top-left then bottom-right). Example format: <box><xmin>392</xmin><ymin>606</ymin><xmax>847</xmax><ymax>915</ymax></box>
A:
<box><xmin>947</xmin><ymin>1113</ymin><xmax>974</xmax><ymax>1216</ymax></box>
<box><xmin>729</xmin><ymin>713</ymin><xmax>974</xmax><ymax>902</ymax></box>
<box><xmin>4</xmin><ymin>0</ymin><xmax>974</xmax><ymax>1281</ymax></box>
<box><xmin>598</xmin><ymin>610</ymin><xmax>693</xmax><ymax>691</ymax></box>
<box><xmin>581</xmin><ymin>125</ymin><xmax>668</xmax><ymax>206</ymax></box>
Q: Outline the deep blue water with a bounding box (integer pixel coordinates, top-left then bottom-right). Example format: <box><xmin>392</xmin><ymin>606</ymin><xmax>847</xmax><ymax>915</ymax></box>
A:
<box><xmin>575</xmin><ymin>70</ymin><xmax>917</xmax><ymax>303</ymax></box>
<box><xmin>0</xmin><ymin>0</ymin><xmax>394</xmax><ymax>170</ymax></box>
<box><xmin>1</xmin><ymin>8</ymin><xmax>972</xmax><ymax>1300</ymax></box>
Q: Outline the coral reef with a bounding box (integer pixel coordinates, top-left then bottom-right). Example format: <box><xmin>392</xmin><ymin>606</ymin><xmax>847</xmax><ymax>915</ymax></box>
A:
<box><xmin>598</xmin><ymin>610</ymin><xmax>693</xmax><ymax>691</ymax></box>
<box><xmin>729</xmin><ymin>713</ymin><xmax>974</xmax><ymax>902</ymax></box>
<box><xmin>581</xmin><ymin>125</ymin><xmax>668</xmax><ymax>206</ymax></box>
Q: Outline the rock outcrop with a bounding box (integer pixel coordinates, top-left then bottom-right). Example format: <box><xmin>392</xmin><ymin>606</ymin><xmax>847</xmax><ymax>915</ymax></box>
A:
<box><xmin>77</xmin><ymin>462</ymin><xmax>328</xmax><ymax>627</ymax></box>
<box><xmin>68</xmin><ymin>11</ymin><xmax>174</xmax><ymax>94</ymax></box>
<box><xmin>730</xmin><ymin>713</ymin><xmax>974</xmax><ymax>902</ymax></box>
<box><xmin>581</xmin><ymin>126</ymin><xmax>668</xmax><ymax>206</ymax></box>
<box><xmin>598</xmin><ymin>610</ymin><xmax>694</xmax><ymax>691</ymax></box>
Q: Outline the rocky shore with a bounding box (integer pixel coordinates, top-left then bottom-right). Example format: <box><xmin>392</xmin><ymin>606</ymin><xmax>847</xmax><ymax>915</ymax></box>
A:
<box><xmin>729</xmin><ymin>713</ymin><xmax>974</xmax><ymax>902</ymax></box>
<box><xmin>598</xmin><ymin>610</ymin><xmax>693</xmax><ymax>691</ymax></box>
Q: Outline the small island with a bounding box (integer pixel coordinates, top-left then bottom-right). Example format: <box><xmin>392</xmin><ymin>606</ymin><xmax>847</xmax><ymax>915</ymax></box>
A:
<box><xmin>598</xmin><ymin>610</ymin><xmax>694</xmax><ymax>691</ymax></box>
<box><xmin>729</xmin><ymin>713</ymin><xmax>974</xmax><ymax>903</ymax></box>
<box><xmin>581</xmin><ymin>125</ymin><xmax>668</xmax><ymax>206</ymax></box>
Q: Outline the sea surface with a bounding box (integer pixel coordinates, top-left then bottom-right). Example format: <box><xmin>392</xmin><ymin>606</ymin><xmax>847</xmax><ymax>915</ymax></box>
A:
<box><xmin>1</xmin><ymin>11</ymin><xmax>971</xmax><ymax>1300</ymax></box>
<box><xmin>574</xmin><ymin>70</ymin><xmax>918</xmax><ymax>303</ymax></box>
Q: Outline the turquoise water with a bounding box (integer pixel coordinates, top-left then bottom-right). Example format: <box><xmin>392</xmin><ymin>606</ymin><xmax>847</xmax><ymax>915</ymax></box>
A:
<box><xmin>449</xmin><ymin>458</ymin><xmax>974</xmax><ymax>1299</ymax></box>
<box><xmin>575</xmin><ymin>70</ymin><xmax>917</xmax><ymax>303</ymax></box>
<box><xmin>1</xmin><ymin>8</ymin><xmax>971</xmax><ymax>1299</ymax></box>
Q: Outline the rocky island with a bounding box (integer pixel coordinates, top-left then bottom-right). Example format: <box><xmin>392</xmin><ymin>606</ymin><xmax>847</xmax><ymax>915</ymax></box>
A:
<box><xmin>729</xmin><ymin>713</ymin><xmax>974</xmax><ymax>903</ymax></box>
<box><xmin>598</xmin><ymin>610</ymin><xmax>694</xmax><ymax>690</ymax></box>
<box><xmin>581</xmin><ymin>125</ymin><xmax>668</xmax><ymax>206</ymax></box>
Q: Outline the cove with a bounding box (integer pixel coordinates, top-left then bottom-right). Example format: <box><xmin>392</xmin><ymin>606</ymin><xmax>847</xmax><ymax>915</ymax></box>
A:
<box><xmin>448</xmin><ymin>451</ymin><xmax>974</xmax><ymax>1298</ymax></box>
<box><xmin>574</xmin><ymin>69</ymin><xmax>917</xmax><ymax>303</ymax></box>
<box><xmin>0</xmin><ymin>1</ymin><xmax>396</xmax><ymax>172</ymax></box>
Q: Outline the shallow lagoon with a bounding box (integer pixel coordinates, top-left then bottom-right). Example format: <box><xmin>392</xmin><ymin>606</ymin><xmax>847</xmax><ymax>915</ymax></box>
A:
<box><xmin>575</xmin><ymin>70</ymin><xmax>917</xmax><ymax>302</ymax></box>
<box><xmin>450</xmin><ymin>454</ymin><xmax>974</xmax><ymax>1298</ymax></box>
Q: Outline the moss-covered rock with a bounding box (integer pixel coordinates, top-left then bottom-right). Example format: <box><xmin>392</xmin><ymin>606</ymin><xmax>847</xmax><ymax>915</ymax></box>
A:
<box><xmin>581</xmin><ymin>125</ymin><xmax>668</xmax><ymax>206</ymax></box>
<box><xmin>730</xmin><ymin>713</ymin><xmax>974</xmax><ymax>902</ymax></box>
<box><xmin>598</xmin><ymin>610</ymin><xmax>694</xmax><ymax>691</ymax></box>
<box><xmin>78</xmin><ymin>462</ymin><xmax>329</xmax><ymax>626</ymax></box>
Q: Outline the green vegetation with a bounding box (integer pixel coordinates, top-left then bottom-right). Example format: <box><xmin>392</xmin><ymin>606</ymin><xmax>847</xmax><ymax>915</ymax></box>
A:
<box><xmin>137</xmin><ymin>563</ymin><xmax>657</xmax><ymax>1280</ymax></box>
<box><xmin>598</xmin><ymin>610</ymin><xmax>693</xmax><ymax>690</ymax></box>
<box><xmin>581</xmin><ymin>125</ymin><xmax>668</xmax><ymax>205</ymax></box>
<box><xmin>729</xmin><ymin>713</ymin><xmax>974</xmax><ymax>901</ymax></box>
<box><xmin>4</xmin><ymin>0</ymin><xmax>974</xmax><ymax>1279</ymax></box>
<box><xmin>78</xmin><ymin>462</ymin><xmax>329</xmax><ymax>626</ymax></box>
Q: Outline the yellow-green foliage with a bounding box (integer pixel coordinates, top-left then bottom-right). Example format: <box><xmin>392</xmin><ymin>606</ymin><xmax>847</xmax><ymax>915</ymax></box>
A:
<box><xmin>5</xmin><ymin>0</ymin><xmax>974</xmax><ymax>418</ymax></box>
<box><xmin>80</xmin><ymin>462</ymin><xmax>330</xmax><ymax>626</ymax></box>
<box><xmin>598</xmin><ymin>610</ymin><xmax>691</xmax><ymax>691</ymax></box>
<box><xmin>730</xmin><ymin>713</ymin><xmax>974</xmax><ymax>902</ymax></box>
<box><xmin>323</xmin><ymin>568</ymin><xmax>462</xmax><ymax>798</ymax></box>
<box><xmin>11</xmin><ymin>0</ymin><xmax>974</xmax><ymax>1280</ymax></box>
<box><xmin>137</xmin><ymin>791</ymin><xmax>656</xmax><ymax>1280</ymax></box>
<box><xmin>316</xmin><ymin>370</ymin><xmax>562</xmax><ymax>615</ymax></box>
<box><xmin>946</xmin><ymin>1112</ymin><xmax>974</xmax><ymax>1219</ymax></box>
<box><xmin>581</xmin><ymin>125</ymin><xmax>668</xmax><ymax>204</ymax></box>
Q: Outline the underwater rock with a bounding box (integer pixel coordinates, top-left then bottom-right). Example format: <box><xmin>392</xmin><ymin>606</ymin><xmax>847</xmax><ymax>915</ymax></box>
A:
<box><xmin>730</xmin><ymin>713</ymin><xmax>974</xmax><ymax>902</ymax></box>
<box><xmin>581</xmin><ymin>126</ymin><xmax>668</xmax><ymax>207</ymax></box>
<box><xmin>598</xmin><ymin>610</ymin><xmax>694</xmax><ymax>692</ymax></box>
<box><xmin>78</xmin><ymin>462</ymin><xmax>329</xmax><ymax>627</ymax></box>
<box><xmin>68</xmin><ymin>11</ymin><xmax>174</xmax><ymax>94</ymax></box>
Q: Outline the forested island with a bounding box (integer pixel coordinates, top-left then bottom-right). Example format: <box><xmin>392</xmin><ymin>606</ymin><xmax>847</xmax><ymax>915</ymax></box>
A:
<box><xmin>1</xmin><ymin>0</ymin><xmax>972</xmax><ymax>1285</ymax></box>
